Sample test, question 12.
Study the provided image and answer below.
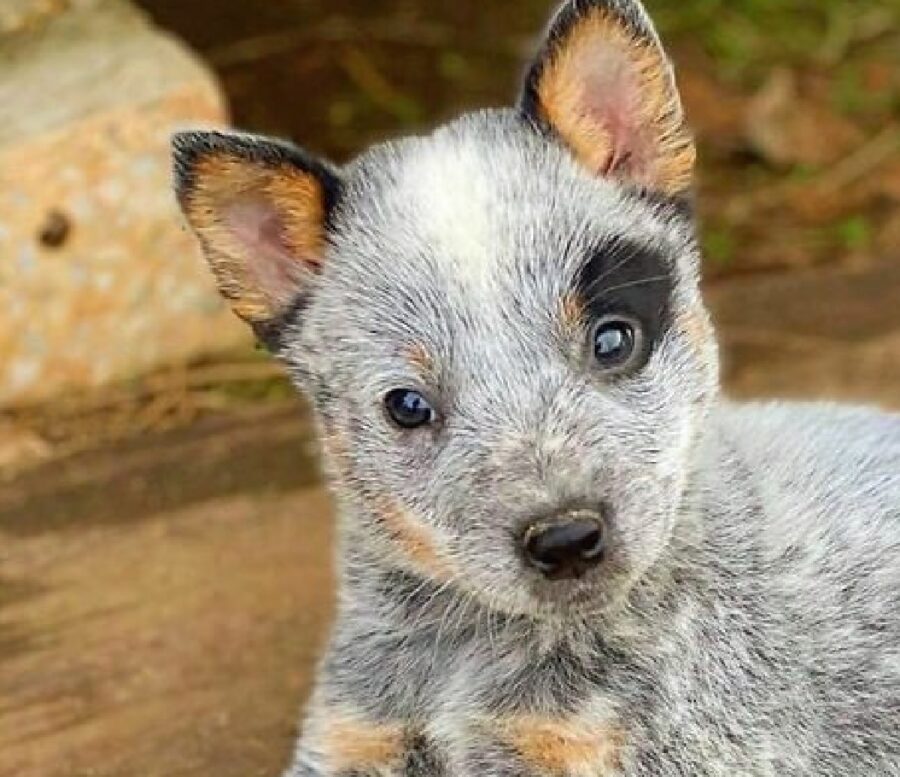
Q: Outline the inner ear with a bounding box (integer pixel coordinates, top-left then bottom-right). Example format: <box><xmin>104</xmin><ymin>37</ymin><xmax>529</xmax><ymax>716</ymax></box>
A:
<box><xmin>520</xmin><ymin>1</ymin><xmax>695</xmax><ymax>196</ymax></box>
<box><xmin>221</xmin><ymin>194</ymin><xmax>312</xmax><ymax>307</ymax></box>
<box><xmin>173</xmin><ymin>131</ymin><xmax>342</xmax><ymax>333</ymax></box>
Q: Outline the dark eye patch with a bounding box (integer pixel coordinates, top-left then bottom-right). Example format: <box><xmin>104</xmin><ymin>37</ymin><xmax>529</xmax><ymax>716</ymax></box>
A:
<box><xmin>575</xmin><ymin>237</ymin><xmax>674</xmax><ymax>357</ymax></box>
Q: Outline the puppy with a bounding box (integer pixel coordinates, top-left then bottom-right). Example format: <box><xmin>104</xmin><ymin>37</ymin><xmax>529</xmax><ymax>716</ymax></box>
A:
<box><xmin>173</xmin><ymin>1</ymin><xmax>900</xmax><ymax>774</ymax></box>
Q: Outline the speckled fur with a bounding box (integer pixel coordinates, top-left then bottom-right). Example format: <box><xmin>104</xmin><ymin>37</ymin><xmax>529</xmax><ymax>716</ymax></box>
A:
<box><xmin>172</xmin><ymin>1</ymin><xmax>900</xmax><ymax>774</ymax></box>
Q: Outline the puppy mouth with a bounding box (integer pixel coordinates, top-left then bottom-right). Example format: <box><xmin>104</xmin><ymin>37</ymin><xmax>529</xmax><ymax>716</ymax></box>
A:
<box><xmin>522</xmin><ymin>546</ymin><xmax>631</xmax><ymax>616</ymax></box>
<box><xmin>523</xmin><ymin>570</ymin><xmax>608</xmax><ymax>613</ymax></box>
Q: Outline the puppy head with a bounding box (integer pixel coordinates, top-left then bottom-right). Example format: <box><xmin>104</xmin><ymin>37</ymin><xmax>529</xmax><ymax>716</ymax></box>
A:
<box><xmin>173</xmin><ymin>0</ymin><xmax>718</xmax><ymax>619</ymax></box>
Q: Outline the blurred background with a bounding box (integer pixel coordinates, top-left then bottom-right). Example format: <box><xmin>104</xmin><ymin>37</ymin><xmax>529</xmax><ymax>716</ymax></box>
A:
<box><xmin>0</xmin><ymin>1</ymin><xmax>897</xmax><ymax>775</ymax></box>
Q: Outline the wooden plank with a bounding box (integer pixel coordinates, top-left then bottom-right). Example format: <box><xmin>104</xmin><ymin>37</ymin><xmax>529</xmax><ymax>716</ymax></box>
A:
<box><xmin>0</xmin><ymin>410</ymin><xmax>332</xmax><ymax>777</ymax></box>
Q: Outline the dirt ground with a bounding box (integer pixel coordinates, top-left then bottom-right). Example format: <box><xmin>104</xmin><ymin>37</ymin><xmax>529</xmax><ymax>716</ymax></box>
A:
<box><xmin>0</xmin><ymin>407</ymin><xmax>332</xmax><ymax>777</ymax></box>
<box><xmin>1</xmin><ymin>0</ymin><xmax>898</xmax><ymax>775</ymax></box>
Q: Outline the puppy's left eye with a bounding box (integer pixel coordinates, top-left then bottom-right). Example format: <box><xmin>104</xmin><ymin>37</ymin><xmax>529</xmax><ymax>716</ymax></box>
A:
<box><xmin>384</xmin><ymin>389</ymin><xmax>435</xmax><ymax>429</ymax></box>
<box><xmin>592</xmin><ymin>316</ymin><xmax>643</xmax><ymax>372</ymax></box>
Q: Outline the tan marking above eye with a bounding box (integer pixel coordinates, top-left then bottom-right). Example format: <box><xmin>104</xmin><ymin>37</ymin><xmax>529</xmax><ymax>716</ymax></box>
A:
<box><xmin>403</xmin><ymin>342</ymin><xmax>436</xmax><ymax>377</ymax></box>
<box><xmin>560</xmin><ymin>292</ymin><xmax>587</xmax><ymax>336</ymax></box>
<box><xmin>677</xmin><ymin>305</ymin><xmax>714</xmax><ymax>354</ymax></box>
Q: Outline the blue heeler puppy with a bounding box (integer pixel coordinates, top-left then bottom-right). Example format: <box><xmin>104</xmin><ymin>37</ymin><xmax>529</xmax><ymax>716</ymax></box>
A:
<box><xmin>172</xmin><ymin>0</ymin><xmax>900</xmax><ymax>774</ymax></box>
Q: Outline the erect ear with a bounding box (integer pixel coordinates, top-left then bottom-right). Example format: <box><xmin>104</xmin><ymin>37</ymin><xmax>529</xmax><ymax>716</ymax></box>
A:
<box><xmin>172</xmin><ymin>130</ymin><xmax>342</xmax><ymax>340</ymax></box>
<box><xmin>519</xmin><ymin>0</ymin><xmax>695</xmax><ymax>196</ymax></box>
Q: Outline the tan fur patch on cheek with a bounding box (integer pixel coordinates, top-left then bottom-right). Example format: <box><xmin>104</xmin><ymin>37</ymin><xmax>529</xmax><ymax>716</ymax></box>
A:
<box><xmin>372</xmin><ymin>495</ymin><xmax>456</xmax><ymax>582</ymax></box>
<box><xmin>315</xmin><ymin>413</ymin><xmax>454</xmax><ymax>582</ymax></box>
<box><xmin>320</xmin><ymin>428</ymin><xmax>351</xmax><ymax>472</ymax></box>
<box><xmin>537</xmin><ymin>8</ymin><xmax>695</xmax><ymax>194</ymax></box>
<box><xmin>498</xmin><ymin>716</ymin><xmax>626</xmax><ymax>775</ymax></box>
<box><xmin>320</xmin><ymin>715</ymin><xmax>407</xmax><ymax>773</ymax></box>
<box><xmin>185</xmin><ymin>156</ymin><xmax>326</xmax><ymax>323</ymax></box>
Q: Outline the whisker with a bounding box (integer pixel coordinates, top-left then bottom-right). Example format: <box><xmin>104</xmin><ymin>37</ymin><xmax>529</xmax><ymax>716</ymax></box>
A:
<box><xmin>581</xmin><ymin>246</ymin><xmax>638</xmax><ymax>296</ymax></box>
<box><xmin>424</xmin><ymin>576</ymin><xmax>461</xmax><ymax>672</ymax></box>
<box><xmin>591</xmin><ymin>274</ymin><xmax>670</xmax><ymax>299</ymax></box>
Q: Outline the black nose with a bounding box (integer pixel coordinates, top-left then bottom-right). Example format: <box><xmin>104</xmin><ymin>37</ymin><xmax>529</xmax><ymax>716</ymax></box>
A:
<box><xmin>522</xmin><ymin>513</ymin><xmax>605</xmax><ymax>580</ymax></box>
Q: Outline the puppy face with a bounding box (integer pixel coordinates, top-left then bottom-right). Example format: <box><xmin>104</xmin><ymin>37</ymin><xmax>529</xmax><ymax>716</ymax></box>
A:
<box><xmin>173</xmin><ymin>0</ymin><xmax>719</xmax><ymax>618</ymax></box>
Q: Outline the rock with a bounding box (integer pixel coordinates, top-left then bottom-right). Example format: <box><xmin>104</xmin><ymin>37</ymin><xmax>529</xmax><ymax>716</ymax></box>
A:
<box><xmin>0</xmin><ymin>0</ymin><xmax>249</xmax><ymax>406</ymax></box>
<box><xmin>0</xmin><ymin>0</ymin><xmax>70</xmax><ymax>35</ymax></box>
<box><xmin>0</xmin><ymin>422</ymin><xmax>51</xmax><ymax>471</ymax></box>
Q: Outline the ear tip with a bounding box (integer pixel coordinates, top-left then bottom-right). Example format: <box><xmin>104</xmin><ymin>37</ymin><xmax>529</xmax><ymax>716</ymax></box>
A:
<box><xmin>548</xmin><ymin>0</ymin><xmax>660</xmax><ymax>52</ymax></box>
<box><xmin>171</xmin><ymin>130</ymin><xmax>221</xmax><ymax>199</ymax></box>
<box><xmin>170</xmin><ymin>129</ymin><xmax>343</xmax><ymax>195</ymax></box>
<box><xmin>169</xmin><ymin>129</ymin><xmax>278</xmax><ymax>200</ymax></box>
<box><xmin>171</xmin><ymin>129</ymin><xmax>219</xmax><ymax>161</ymax></box>
<box><xmin>552</xmin><ymin>0</ymin><xmax>655</xmax><ymax>30</ymax></box>
<box><xmin>519</xmin><ymin>0</ymin><xmax>661</xmax><ymax>114</ymax></box>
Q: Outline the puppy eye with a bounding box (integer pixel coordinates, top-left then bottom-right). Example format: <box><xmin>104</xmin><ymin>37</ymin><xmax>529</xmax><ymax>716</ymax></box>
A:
<box><xmin>591</xmin><ymin>316</ymin><xmax>643</xmax><ymax>372</ymax></box>
<box><xmin>384</xmin><ymin>389</ymin><xmax>435</xmax><ymax>429</ymax></box>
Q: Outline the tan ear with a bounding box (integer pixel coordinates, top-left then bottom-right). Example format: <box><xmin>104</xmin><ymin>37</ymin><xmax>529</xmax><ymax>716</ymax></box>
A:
<box><xmin>520</xmin><ymin>0</ymin><xmax>695</xmax><ymax>196</ymax></box>
<box><xmin>172</xmin><ymin>131</ymin><xmax>342</xmax><ymax>331</ymax></box>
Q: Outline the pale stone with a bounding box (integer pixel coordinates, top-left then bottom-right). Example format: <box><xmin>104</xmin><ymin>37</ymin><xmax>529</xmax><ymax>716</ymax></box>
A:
<box><xmin>0</xmin><ymin>421</ymin><xmax>52</xmax><ymax>471</ymax></box>
<box><xmin>0</xmin><ymin>0</ymin><xmax>71</xmax><ymax>36</ymax></box>
<box><xmin>0</xmin><ymin>0</ymin><xmax>249</xmax><ymax>405</ymax></box>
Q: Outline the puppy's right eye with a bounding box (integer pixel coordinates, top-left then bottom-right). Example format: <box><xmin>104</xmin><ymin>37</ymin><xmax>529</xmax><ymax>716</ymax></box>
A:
<box><xmin>591</xmin><ymin>315</ymin><xmax>644</xmax><ymax>374</ymax></box>
<box><xmin>384</xmin><ymin>389</ymin><xmax>435</xmax><ymax>429</ymax></box>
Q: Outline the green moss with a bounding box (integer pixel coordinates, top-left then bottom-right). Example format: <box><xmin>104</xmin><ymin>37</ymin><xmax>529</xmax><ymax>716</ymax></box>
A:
<box><xmin>648</xmin><ymin>0</ymin><xmax>896</xmax><ymax>83</ymax></box>
<box><xmin>704</xmin><ymin>227</ymin><xmax>737</xmax><ymax>267</ymax></box>
<box><xmin>836</xmin><ymin>215</ymin><xmax>873</xmax><ymax>251</ymax></box>
<box><xmin>439</xmin><ymin>51</ymin><xmax>469</xmax><ymax>82</ymax></box>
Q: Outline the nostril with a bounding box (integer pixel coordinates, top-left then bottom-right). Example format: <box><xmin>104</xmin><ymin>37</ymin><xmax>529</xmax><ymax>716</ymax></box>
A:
<box><xmin>522</xmin><ymin>515</ymin><xmax>605</xmax><ymax>579</ymax></box>
<box><xmin>577</xmin><ymin>525</ymin><xmax>603</xmax><ymax>561</ymax></box>
<box><xmin>523</xmin><ymin>529</ymin><xmax>558</xmax><ymax>575</ymax></box>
